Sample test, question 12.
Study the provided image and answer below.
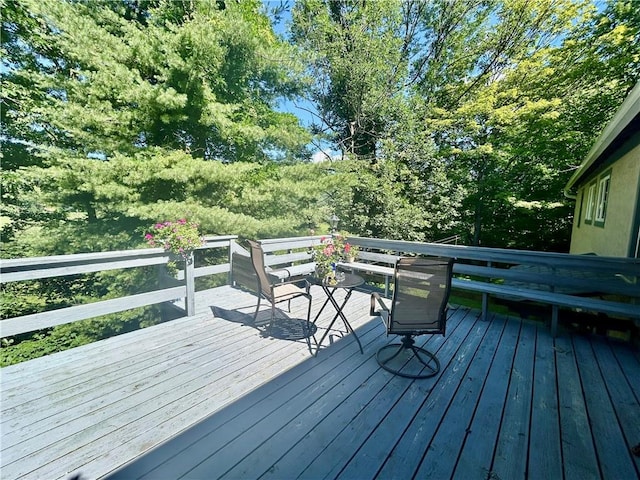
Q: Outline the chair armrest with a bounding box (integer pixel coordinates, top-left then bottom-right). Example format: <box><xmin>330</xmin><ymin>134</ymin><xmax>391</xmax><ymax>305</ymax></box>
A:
<box><xmin>266</xmin><ymin>267</ymin><xmax>290</xmax><ymax>282</ymax></box>
<box><xmin>269</xmin><ymin>276</ymin><xmax>311</xmax><ymax>293</ymax></box>
<box><xmin>370</xmin><ymin>292</ymin><xmax>390</xmax><ymax>316</ymax></box>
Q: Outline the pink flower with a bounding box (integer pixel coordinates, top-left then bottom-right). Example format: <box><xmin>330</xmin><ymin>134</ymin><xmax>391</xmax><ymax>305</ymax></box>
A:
<box><xmin>144</xmin><ymin>233</ymin><xmax>153</xmax><ymax>240</ymax></box>
<box><xmin>323</xmin><ymin>245</ymin><xmax>335</xmax><ymax>256</ymax></box>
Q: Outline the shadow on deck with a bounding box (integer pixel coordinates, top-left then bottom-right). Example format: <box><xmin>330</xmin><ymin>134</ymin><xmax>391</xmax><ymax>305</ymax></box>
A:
<box><xmin>1</xmin><ymin>285</ymin><xmax>639</xmax><ymax>480</ymax></box>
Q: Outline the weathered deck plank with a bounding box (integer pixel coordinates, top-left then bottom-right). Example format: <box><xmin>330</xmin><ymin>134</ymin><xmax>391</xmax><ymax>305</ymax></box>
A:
<box><xmin>452</xmin><ymin>312</ymin><xmax>521</xmax><ymax>479</ymax></box>
<box><xmin>302</xmin><ymin>308</ymin><xmax>477</xmax><ymax>480</ymax></box>
<box><xmin>1</xmin><ymin>284</ymin><xmax>639</xmax><ymax>480</ymax></box>
<box><xmin>555</xmin><ymin>335</ymin><xmax>601</xmax><ymax>480</ymax></box>
<box><xmin>116</xmin><ymin>312</ymin><xmax>384</xmax><ymax>480</ymax></box>
<box><xmin>413</xmin><ymin>314</ymin><xmax>507</xmax><ymax>479</ymax></box>
<box><xmin>491</xmin><ymin>318</ymin><xmax>536</xmax><ymax>479</ymax></box>
<box><xmin>373</xmin><ymin>311</ymin><xmax>493</xmax><ymax>478</ymax></box>
<box><xmin>528</xmin><ymin>323</ymin><xmax>563</xmax><ymax>480</ymax></box>
<box><xmin>591</xmin><ymin>339</ymin><xmax>640</xmax><ymax>473</ymax></box>
<box><xmin>573</xmin><ymin>334</ymin><xmax>638</xmax><ymax>479</ymax></box>
<box><xmin>283</xmin><ymin>308</ymin><xmax>477</xmax><ymax>480</ymax></box>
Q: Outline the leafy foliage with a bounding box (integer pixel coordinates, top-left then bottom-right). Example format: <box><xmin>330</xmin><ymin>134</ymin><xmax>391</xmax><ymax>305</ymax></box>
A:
<box><xmin>1</xmin><ymin>0</ymin><xmax>310</xmax><ymax>162</ymax></box>
<box><xmin>291</xmin><ymin>0</ymin><xmax>408</xmax><ymax>160</ymax></box>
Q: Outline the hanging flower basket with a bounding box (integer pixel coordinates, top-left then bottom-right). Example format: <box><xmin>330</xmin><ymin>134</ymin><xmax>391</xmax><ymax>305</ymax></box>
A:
<box><xmin>144</xmin><ymin>219</ymin><xmax>204</xmax><ymax>261</ymax></box>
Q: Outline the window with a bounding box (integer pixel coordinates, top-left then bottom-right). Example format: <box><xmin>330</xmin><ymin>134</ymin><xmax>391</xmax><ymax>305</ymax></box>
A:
<box><xmin>584</xmin><ymin>181</ymin><xmax>596</xmax><ymax>224</ymax></box>
<box><xmin>595</xmin><ymin>172</ymin><xmax>611</xmax><ymax>226</ymax></box>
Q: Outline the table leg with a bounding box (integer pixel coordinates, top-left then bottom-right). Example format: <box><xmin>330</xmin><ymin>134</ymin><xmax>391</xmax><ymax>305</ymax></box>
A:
<box><xmin>311</xmin><ymin>290</ymin><xmax>332</xmax><ymax>325</ymax></box>
<box><xmin>312</xmin><ymin>286</ymin><xmax>363</xmax><ymax>355</ymax></box>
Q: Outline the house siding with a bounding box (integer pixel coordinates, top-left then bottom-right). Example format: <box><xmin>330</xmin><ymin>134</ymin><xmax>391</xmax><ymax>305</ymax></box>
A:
<box><xmin>569</xmin><ymin>140</ymin><xmax>640</xmax><ymax>257</ymax></box>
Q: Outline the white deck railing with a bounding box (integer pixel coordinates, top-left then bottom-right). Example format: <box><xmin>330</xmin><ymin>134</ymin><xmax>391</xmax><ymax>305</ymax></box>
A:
<box><xmin>0</xmin><ymin>235</ymin><xmax>239</xmax><ymax>337</ymax></box>
<box><xmin>2</xmin><ymin>234</ymin><xmax>639</xmax><ymax>338</ymax></box>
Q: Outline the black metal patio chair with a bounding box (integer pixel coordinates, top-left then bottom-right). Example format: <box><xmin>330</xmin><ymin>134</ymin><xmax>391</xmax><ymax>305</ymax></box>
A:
<box><xmin>370</xmin><ymin>256</ymin><xmax>454</xmax><ymax>379</ymax></box>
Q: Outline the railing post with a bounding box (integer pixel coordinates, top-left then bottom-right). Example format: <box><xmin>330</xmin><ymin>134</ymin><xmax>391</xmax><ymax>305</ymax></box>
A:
<box><xmin>185</xmin><ymin>252</ymin><xmax>196</xmax><ymax>316</ymax></box>
<box><xmin>551</xmin><ymin>306</ymin><xmax>558</xmax><ymax>337</ymax></box>
<box><xmin>228</xmin><ymin>239</ymin><xmax>234</xmax><ymax>286</ymax></box>
<box><xmin>481</xmin><ymin>260</ymin><xmax>492</xmax><ymax>321</ymax></box>
<box><xmin>550</xmin><ymin>266</ymin><xmax>557</xmax><ymax>336</ymax></box>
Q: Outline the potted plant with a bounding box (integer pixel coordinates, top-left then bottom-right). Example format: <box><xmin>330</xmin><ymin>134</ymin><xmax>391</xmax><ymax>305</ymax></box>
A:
<box><xmin>312</xmin><ymin>234</ymin><xmax>357</xmax><ymax>281</ymax></box>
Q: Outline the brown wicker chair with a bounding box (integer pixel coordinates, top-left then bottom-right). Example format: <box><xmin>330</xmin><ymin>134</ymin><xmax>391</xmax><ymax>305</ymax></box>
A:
<box><xmin>370</xmin><ymin>256</ymin><xmax>454</xmax><ymax>379</ymax></box>
<box><xmin>247</xmin><ymin>240</ymin><xmax>313</xmax><ymax>332</ymax></box>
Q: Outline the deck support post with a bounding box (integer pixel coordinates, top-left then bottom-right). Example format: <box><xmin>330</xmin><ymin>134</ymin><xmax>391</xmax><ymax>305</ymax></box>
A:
<box><xmin>185</xmin><ymin>252</ymin><xmax>196</xmax><ymax>316</ymax></box>
<box><xmin>480</xmin><ymin>260</ymin><xmax>492</xmax><ymax>321</ymax></box>
<box><xmin>551</xmin><ymin>305</ymin><xmax>558</xmax><ymax>337</ymax></box>
<box><xmin>481</xmin><ymin>293</ymin><xmax>489</xmax><ymax>321</ymax></box>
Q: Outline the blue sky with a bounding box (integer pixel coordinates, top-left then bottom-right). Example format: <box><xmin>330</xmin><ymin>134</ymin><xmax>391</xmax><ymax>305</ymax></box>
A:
<box><xmin>263</xmin><ymin>0</ymin><xmax>334</xmax><ymax>160</ymax></box>
<box><xmin>263</xmin><ymin>0</ymin><xmax>318</xmax><ymax>128</ymax></box>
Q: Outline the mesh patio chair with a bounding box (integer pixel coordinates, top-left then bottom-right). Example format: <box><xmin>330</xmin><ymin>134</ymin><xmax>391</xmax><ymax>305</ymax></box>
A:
<box><xmin>370</xmin><ymin>256</ymin><xmax>454</xmax><ymax>379</ymax></box>
<box><xmin>247</xmin><ymin>240</ymin><xmax>313</xmax><ymax>332</ymax></box>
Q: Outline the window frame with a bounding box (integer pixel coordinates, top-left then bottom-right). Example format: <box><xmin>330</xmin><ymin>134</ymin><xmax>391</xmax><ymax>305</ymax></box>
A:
<box><xmin>576</xmin><ymin>189</ymin><xmax>584</xmax><ymax>228</ymax></box>
<box><xmin>594</xmin><ymin>170</ymin><xmax>611</xmax><ymax>227</ymax></box>
<box><xmin>584</xmin><ymin>180</ymin><xmax>597</xmax><ymax>225</ymax></box>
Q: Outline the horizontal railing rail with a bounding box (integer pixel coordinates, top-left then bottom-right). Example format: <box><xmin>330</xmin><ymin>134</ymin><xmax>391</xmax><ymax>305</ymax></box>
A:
<box><xmin>347</xmin><ymin>237</ymin><xmax>639</xmax><ymax>274</ymax></box>
<box><xmin>1</xmin><ymin>235</ymin><xmax>239</xmax><ymax>337</ymax></box>
<box><xmin>433</xmin><ymin>234</ymin><xmax>461</xmax><ymax>245</ymax></box>
<box><xmin>344</xmin><ymin>236</ymin><xmax>640</xmax><ymax>335</ymax></box>
<box><xmin>256</xmin><ymin>235</ymin><xmax>323</xmax><ymax>279</ymax></box>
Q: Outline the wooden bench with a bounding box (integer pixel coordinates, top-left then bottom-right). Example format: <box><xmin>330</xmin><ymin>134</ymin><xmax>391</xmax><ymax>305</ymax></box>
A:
<box><xmin>231</xmin><ymin>235</ymin><xmax>639</xmax><ymax>337</ymax></box>
<box><xmin>345</xmin><ymin>236</ymin><xmax>640</xmax><ymax>337</ymax></box>
<box><xmin>338</xmin><ymin>250</ymin><xmax>399</xmax><ymax>296</ymax></box>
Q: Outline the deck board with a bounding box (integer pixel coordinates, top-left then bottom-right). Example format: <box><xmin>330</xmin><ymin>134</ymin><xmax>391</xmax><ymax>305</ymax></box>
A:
<box><xmin>452</xmin><ymin>312</ymin><xmax>520</xmax><ymax>479</ymax></box>
<box><xmin>555</xmin><ymin>335</ymin><xmax>602</xmax><ymax>480</ymax></box>
<box><xmin>325</xmin><ymin>309</ymin><xmax>476</xmax><ymax>480</ymax></box>
<box><xmin>590</xmin><ymin>340</ymin><xmax>640</xmax><ymax>473</ymax></box>
<box><xmin>573</xmin><ymin>334</ymin><xmax>638</xmax><ymax>479</ymax></box>
<box><xmin>1</xmin><ymin>284</ymin><xmax>639</xmax><ymax>480</ymax></box>
<box><xmin>374</xmin><ymin>311</ymin><xmax>492</xmax><ymax>479</ymax></box>
<box><xmin>528</xmin><ymin>323</ymin><xmax>563</xmax><ymax>480</ymax></box>
<box><xmin>491</xmin><ymin>319</ymin><xmax>536</xmax><ymax>479</ymax></box>
<box><xmin>414</xmin><ymin>314</ymin><xmax>507</xmax><ymax>479</ymax></box>
<box><xmin>282</xmin><ymin>316</ymin><xmax>467</xmax><ymax>480</ymax></box>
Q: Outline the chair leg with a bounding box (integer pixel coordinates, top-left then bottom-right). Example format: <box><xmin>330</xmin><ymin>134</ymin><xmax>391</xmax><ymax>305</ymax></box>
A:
<box><xmin>270</xmin><ymin>302</ymin><xmax>277</xmax><ymax>332</ymax></box>
<box><xmin>253</xmin><ymin>296</ymin><xmax>261</xmax><ymax>323</ymax></box>
<box><xmin>305</xmin><ymin>294</ymin><xmax>314</xmax><ymax>354</ymax></box>
<box><xmin>409</xmin><ymin>344</ymin><xmax>440</xmax><ymax>375</ymax></box>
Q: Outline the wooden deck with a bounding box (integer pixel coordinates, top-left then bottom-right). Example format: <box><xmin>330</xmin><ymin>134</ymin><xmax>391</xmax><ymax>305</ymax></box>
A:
<box><xmin>1</xmin><ymin>285</ymin><xmax>639</xmax><ymax>480</ymax></box>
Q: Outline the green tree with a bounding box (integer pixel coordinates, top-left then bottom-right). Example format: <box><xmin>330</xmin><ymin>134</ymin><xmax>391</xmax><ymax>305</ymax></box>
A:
<box><xmin>1</xmin><ymin>0</ymin><xmax>309</xmax><ymax>163</ymax></box>
<box><xmin>291</xmin><ymin>0</ymin><xmax>408</xmax><ymax>160</ymax></box>
<box><xmin>398</xmin><ymin>0</ymin><xmax>638</xmax><ymax>249</ymax></box>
